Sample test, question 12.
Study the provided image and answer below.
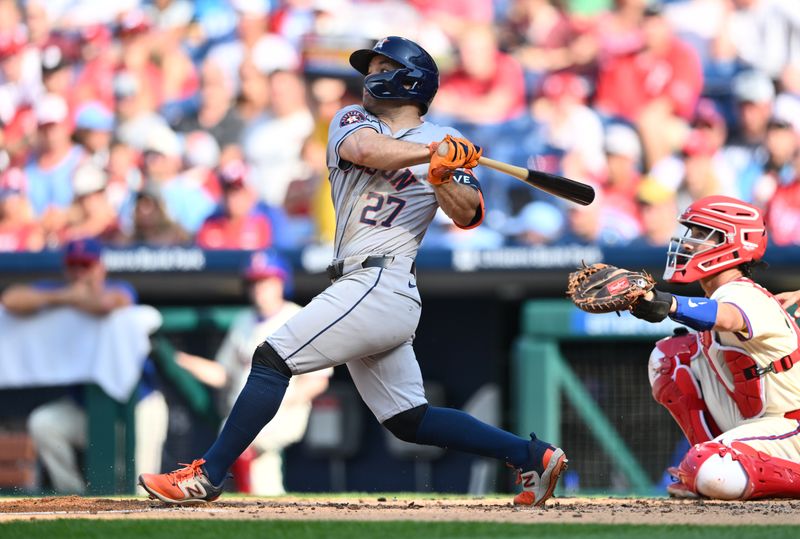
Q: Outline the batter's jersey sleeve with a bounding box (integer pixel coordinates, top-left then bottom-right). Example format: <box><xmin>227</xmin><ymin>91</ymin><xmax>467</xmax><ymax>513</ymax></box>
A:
<box><xmin>327</xmin><ymin>105</ymin><xmax>382</xmax><ymax>171</ymax></box>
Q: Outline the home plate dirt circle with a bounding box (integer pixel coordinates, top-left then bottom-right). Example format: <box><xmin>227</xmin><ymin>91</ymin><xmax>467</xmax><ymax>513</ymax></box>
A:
<box><xmin>2</xmin><ymin>496</ymin><xmax>800</xmax><ymax>525</ymax></box>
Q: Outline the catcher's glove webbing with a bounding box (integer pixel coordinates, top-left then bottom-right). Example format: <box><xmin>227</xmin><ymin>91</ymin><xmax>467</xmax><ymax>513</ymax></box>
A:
<box><xmin>567</xmin><ymin>262</ymin><xmax>655</xmax><ymax>314</ymax></box>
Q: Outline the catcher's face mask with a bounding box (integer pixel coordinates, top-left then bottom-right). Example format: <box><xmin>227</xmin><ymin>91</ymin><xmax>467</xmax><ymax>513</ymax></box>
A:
<box><xmin>665</xmin><ymin>223</ymin><xmax>724</xmax><ymax>282</ymax></box>
<box><xmin>664</xmin><ymin>196</ymin><xmax>767</xmax><ymax>283</ymax></box>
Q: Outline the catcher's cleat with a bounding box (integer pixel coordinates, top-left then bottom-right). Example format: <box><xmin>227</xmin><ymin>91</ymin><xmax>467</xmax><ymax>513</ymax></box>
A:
<box><xmin>511</xmin><ymin>437</ymin><xmax>568</xmax><ymax>507</ymax></box>
<box><xmin>138</xmin><ymin>459</ymin><xmax>224</xmax><ymax>504</ymax></box>
<box><xmin>666</xmin><ymin>480</ymin><xmax>700</xmax><ymax>499</ymax></box>
<box><xmin>666</xmin><ymin>466</ymin><xmax>700</xmax><ymax>499</ymax></box>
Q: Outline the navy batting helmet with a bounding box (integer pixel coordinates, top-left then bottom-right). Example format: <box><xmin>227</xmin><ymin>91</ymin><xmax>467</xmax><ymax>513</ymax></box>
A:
<box><xmin>349</xmin><ymin>36</ymin><xmax>439</xmax><ymax>114</ymax></box>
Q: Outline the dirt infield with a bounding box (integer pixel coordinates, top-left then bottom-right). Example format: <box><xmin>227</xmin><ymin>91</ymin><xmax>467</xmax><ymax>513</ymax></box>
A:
<box><xmin>2</xmin><ymin>495</ymin><xmax>800</xmax><ymax>525</ymax></box>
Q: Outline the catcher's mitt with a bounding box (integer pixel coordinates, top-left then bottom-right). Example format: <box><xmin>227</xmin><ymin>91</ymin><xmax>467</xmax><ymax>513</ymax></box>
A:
<box><xmin>567</xmin><ymin>262</ymin><xmax>655</xmax><ymax>314</ymax></box>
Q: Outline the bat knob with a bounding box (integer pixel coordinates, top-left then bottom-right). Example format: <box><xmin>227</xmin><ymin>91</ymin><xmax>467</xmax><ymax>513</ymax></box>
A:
<box><xmin>436</xmin><ymin>142</ymin><xmax>449</xmax><ymax>157</ymax></box>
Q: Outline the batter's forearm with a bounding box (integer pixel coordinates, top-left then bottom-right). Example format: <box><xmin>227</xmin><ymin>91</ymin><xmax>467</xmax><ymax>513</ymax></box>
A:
<box><xmin>340</xmin><ymin>129</ymin><xmax>431</xmax><ymax>170</ymax></box>
<box><xmin>434</xmin><ymin>181</ymin><xmax>481</xmax><ymax>227</ymax></box>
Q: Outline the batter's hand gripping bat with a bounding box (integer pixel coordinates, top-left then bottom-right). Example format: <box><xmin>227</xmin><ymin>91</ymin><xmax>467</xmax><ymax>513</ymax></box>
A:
<box><xmin>437</xmin><ymin>143</ymin><xmax>596</xmax><ymax>206</ymax></box>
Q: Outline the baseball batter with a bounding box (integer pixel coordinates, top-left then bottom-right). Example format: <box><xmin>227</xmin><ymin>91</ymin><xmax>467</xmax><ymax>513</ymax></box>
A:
<box><xmin>140</xmin><ymin>36</ymin><xmax>567</xmax><ymax>506</ymax></box>
<box><xmin>631</xmin><ymin>195</ymin><xmax>800</xmax><ymax>500</ymax></box>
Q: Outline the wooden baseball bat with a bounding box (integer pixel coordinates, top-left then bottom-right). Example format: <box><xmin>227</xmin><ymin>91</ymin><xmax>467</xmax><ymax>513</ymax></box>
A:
<box><xmin>437</xmin><ymin>143</ymin><xmax>595</xmax><ymax>206</ymax></box>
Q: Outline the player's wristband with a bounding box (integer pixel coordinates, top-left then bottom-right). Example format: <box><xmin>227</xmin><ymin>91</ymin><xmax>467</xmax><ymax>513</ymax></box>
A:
<box><xmin>669</xmin><ymin>295</ymin><xmax>718</xmax><ymax>331</ymax></box>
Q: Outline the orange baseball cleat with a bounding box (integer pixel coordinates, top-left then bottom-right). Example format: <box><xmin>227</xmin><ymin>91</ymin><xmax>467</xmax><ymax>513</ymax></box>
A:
<box><xmin>138</xmin><ymin>459</ymin><xmax>224</xmax><ymax>504</ymax></box>
<box><xmin>511</xmin><ymin>443</ymin><xmax>568</xmax><ymax>507</ymax></box>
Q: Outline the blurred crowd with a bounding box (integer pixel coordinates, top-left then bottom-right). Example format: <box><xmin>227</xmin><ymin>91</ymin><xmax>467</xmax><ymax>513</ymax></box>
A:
<box><xmin>0</xmin><ymin>0</ymin><xmax>799</xmax><ymax>254</ymax></box>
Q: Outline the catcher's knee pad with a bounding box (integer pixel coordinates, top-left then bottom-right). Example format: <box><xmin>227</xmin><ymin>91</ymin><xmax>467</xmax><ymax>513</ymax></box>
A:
<box><xmin>649</xmin><ymin>334</ymin><xmax>720</xmax><ymax>445</ymax></box>
<box><xmin>674</xmin><ymin>442</ymin><xmax>748</xmax><ymax>500</ymax></box>
<box><xmin>383</xmin><ymin>404</ymin><xmax>428</xmax><ymax>443</ymax></box>
<box><xmin>676</xmin><ymin>441</ymin><xmax>800</xmax><ymax>500</ymax></box>
<box><xmin>252</xmin><ymin>342</ymin><xmax>292</xmax><ymax>378</ymax></box>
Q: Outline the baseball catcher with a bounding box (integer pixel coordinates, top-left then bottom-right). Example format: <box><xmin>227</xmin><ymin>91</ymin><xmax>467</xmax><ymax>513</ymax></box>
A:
<box><xmin>573</xmin><ymin>195</ymin><xmax>800</xmax><ymax>501</ymax></box>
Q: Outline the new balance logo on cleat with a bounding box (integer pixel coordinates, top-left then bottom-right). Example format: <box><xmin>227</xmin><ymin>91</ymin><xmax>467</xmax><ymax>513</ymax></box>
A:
<box><xmin>513</xmin><ymin>447</ymin><xmax>568</xmax><ymax>507</ymax></box>
<box><xmin>138</xmin><ymin>459</ymin><xmax>223</xmax><ymax>504</ymax></box>
<box><xmin>181</xmin><ymin>481</ymin><xmax>207</xmax><ymax>499</ymax></box>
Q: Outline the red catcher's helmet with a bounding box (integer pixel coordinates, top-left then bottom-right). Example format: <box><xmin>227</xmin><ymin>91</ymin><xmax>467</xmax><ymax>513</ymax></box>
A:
<box><xmin>664</xmin><ymin>195</ymin><xmax>767</xmax><ymax>283</ymax></box>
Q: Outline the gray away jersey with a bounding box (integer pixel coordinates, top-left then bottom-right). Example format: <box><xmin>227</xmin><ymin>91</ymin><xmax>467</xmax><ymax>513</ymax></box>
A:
<box><xmin>327</xmin><ymin>105</ymin><xmax>481</xmax><ymax>259</ymax></box>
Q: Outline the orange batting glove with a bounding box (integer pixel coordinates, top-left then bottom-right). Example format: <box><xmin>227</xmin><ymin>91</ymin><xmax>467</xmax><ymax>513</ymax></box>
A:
<box><xmin>426</xmin><ymin>135</ymin><xmax>482</xmax><ymax>186</ymax></box>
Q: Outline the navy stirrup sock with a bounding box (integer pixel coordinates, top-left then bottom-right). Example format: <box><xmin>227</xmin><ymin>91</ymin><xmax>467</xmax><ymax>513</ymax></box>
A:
<box><xmin>415</xmin><ymin>406</ymin><xmax>531</xmax><ymax>468</ymax></box>
<box><xmin>202</xmin><ymin>363</ymin><xmax>289</xmax><ymax>485</ymax></box>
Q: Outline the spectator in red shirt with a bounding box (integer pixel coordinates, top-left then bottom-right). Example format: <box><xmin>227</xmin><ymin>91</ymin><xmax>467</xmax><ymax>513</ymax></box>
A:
<box><xmin>766</xmin><ymin>175</ymin><xmax>800</xmax><ymax>247</ymax></box>
<box><xmin>432</xmin><ymin>24</ymin><xmax>527</xmax><ymax>124</ymax></box>
<box><xmin>501</xmin><ymin>0</ymin><xmax>580</xmax><ymax>74</ymax></box>
<box><xmin>0</xmin><ymin>167</ymin><xmax>44</xmax><ymax>252</ymax></box>
<box><xmin>594</xmin><ymin>4</ymin><xmax>703</xmax><ymax>167</ymax></box>
<box><xmin>73</xmin><ymin>25</ymin><xmax>116</xmax><ymax>111</ymax></box>
<box><xmin>761</xmin><ymin>119</ymin><xmax>800</xmax><ymax>245</ymax></box>
<box><xmin>196</xmin><ymin>160</ymin><xmax>272</xmax><ymax>250</ymax></box>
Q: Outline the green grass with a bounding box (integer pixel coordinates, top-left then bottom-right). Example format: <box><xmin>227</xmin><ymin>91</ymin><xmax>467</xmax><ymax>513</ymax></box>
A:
<box><xmin>0</xmin><ymin>521</ymin><xmax>797</xmax><ymax>539</ymax></box>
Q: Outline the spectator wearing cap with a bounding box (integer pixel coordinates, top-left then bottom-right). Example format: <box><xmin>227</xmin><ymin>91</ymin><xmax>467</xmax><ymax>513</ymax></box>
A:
<box><xmin>2</xmin><ymin>238</ymin><xmax>166</xmax><ymax>494</ymax></box>
<box><xmin>503</xmin><ymin>201</ymin><xmax>565</xmax><ymax>246</ymax></box>
<box><xmin>729</xmin><ymin>69</ymin><xmax>775</xmax><ymax>148</ymax></box>
<box><xmin>629</xmin><ymin>176</ymin><xmax>679</xmax><ymax>248</ymax></box>
<box><xmin>24</xmin><ymin>93</ymin><xmax>84</xmax><ymax>218</ymax></box>
<box><xmin>141</xmin><ymin>126</ymin><xmax>216</xmax><ymax>234</ymax></box>
<box><xmin>721</xmin><ymin>69</ymin><xmax>777</xmax><ymax>201</ymax></box>
<box><xmin>114</xmin><ymin>71</ymin><xmax>170</xmax><ymax>152</ymax></box>
<box><xmin>691</xmin><ymin>98</ymin><xmax>727</xmax><ymax>154</ymax></box>
<box><xmin>242</xmin><ymin>70</ymin><xmax>314</xmax><ymax>207</ymax></box>
<box><xmin>600</xmin><ymin>123</ymin><xmax>644</xmax><ymax>230</ymax></box>
<box><xmin>196</xmin><ymin>160</ymin><xmax>273</xmax><ymax>250</ymax></box>
<box><xmin>0</xmin><ymin>167</ymin><xmax>44</xmax><ymax>252</ymax></box>
<box><xmin>174</xmin><ymin>249</ymin><xmax>331</xmax><ymax>495</ymax></box>
<box><xmin>751</xmin><ymin>116</ymin><xmax>799</xmax><ymax>211</ymax></box>
<box><xmin>174</xmin><ymin>57</ymin><xmax>244</xmax><ymax>155</ymax></box>
<box><xmin>59</xmin><ymin>163</ymin><xmax>123</xmax><ymax>245</ymax></box>
<box><xmin>39</xmin><ymin>38</ymin><xmax>76</xmax><ymax>104</ymax></box>
<box><xmin>73</xmin><ymin>101</ymin><xmax>114</xmax><ymax>168</ymax></box>
<box><xmin>594</xmin><ymin>3</ymin><xmax>703</xmax><ymax>167</ymax></box>
<box><xmin>532</xmin><ymin>72</ymin><xmax>605</xmax><ymax>179</ymax></box>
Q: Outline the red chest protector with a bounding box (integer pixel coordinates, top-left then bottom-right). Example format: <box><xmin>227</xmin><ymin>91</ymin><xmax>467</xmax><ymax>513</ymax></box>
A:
<box><xmin>699</xmin><ymin>280</ymin><xmax>800</xmax><ymax>419</ymax></box>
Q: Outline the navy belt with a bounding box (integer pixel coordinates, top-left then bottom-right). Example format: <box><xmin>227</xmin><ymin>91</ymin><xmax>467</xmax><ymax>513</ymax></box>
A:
<box><xmin>326</xmin><ymin>256</ymin><xmax>415</xmax><ymax>281</ymax></box>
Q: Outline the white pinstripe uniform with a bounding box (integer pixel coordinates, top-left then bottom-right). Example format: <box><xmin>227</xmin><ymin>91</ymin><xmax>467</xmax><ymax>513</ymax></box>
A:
<box><xmin>266</xmin><ymin>105</ymin><xmax>483</xmax><ymax>422</ymax></box>
<box><xmin>690</xmin><ymin>278</ymin><xmax>800</xmax><ymax>460</ymax></box>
